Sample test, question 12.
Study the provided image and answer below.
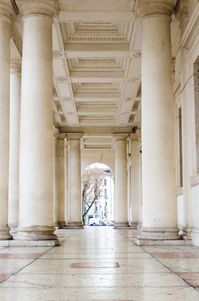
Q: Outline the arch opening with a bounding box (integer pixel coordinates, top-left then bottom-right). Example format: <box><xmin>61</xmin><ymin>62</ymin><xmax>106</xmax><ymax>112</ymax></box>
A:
<box><xmin>82</xmin><ymin>163</ymin><xmax>114</xmax><ymax>227</ymax></box>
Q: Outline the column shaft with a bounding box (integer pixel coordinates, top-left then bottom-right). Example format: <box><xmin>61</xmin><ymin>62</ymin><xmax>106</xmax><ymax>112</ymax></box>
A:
<box><xmin>114</xmin><ymin>135</ymin><xmax>128</xmax><ymax>228</ymax></box>
<box><xmin>64</xmin><ymin>139</ymin><xmax>69</xmax><ymax>225</ymax></box>
<box><xmin>67</xmin><ymin>134</ymin><xmax>83</xmax><ymax>228</ymax></box>
<box><xmin>8</xmin><ymin>63</ymin><xmax>21</xmax><ymax>236</ymax></box>
<box><xmin>16</xmin><ymin>14</ymin><xmax>57</xmax><ymax>241</ymax></box>
<box><xmin>138</xmin><ymin>2</ymin><xmax>179</xmax><ymax>241</ymax></box>
<box><xmin>0</xmin><ymin>14</ymin><xmax>11</xmax><ymax>240</ymax></box>
<box><xmin>130</xmin><ymin>138</ymin><xmax>140</xmax><ymax>228</ymax></box>
<box><xmin>53</xmin><ymin>130</ymin><xmax>59</xmax><ymax>227</ymax></box>
<box><xmin>56</xmin><ymin>136</ymin><xmax>66</xmax><ymax>228</ymax></box>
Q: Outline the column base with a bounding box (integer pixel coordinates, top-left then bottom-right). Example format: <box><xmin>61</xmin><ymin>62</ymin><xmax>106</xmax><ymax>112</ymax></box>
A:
<box><xmin>64</xmin><ymin>222</ymin><xmax>83</xmax><ymax>229</ymax></box>
<box><xmin>15</xmin><ymin>226</ymin><xmax>58</xmax><ymax>241</ymax></box>
<box><xmin>191</xmin><ymin>228</ymin><xmax>199</xmax><ymax>246</ymax></box>
<box><xmin>9</xmin><ymin>224</ymin><xmax>18</xmax><ymax>237</ymax></box>
<box><xmin>129</xmin><ymin>222</ymin><xmax>139</xmax><ymax>229</ymax></box>
<box><xmin>59</xmin><ymin>221</ymin><xmax>67</xmax><ymax>229</ymax></box>
<box><xmin>135</xmin><ymin>227</ymin><xmax>181</xmax><ymax>245</ymax></box>
<box><xmin>114</xmin><ymin>222</ymin><xmax>130</xmax><ymax>229</ymax></box>
<box><xmin>182</xmin><ymin>227</ymin><xmax>192</xmax><ymax>241</ymax></box>
<box><xmin>0</xmin><ymin>226</ymin><xmax>12</xmax><ymax>240</ymax></box>
<box><xmin>54</xmin><ymin>221</ymin><xmax>67</xmax><ymax>229</ymax></box>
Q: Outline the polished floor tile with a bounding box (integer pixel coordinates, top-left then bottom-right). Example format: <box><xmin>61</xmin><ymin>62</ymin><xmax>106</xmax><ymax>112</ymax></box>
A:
<box><xmin>1</xmin><ymin>272</ymin><xmax>187</xmax><ymax>288</ymax></box>
<box><xmin>157</xmin><ymin>258</ymin><xmax>199</xmax><ymax>273</ymax></box>
<box><xmin>150</xmin><ymin>252</ymin><xmax>199</xmax><ymax>258</ymax></box>
<box><xmin>71</xmin><ymin>262</ymin><xmax>120</xmax><ymax>268</ymax></box>
<box><xmin>0</xmin><ymin>227</ymin><xmax>199</xmax><ymax>300</ymax></box>
<box><xmin>0</xmin><ymin>253</ymin><xmax>43</xmax><ymax>259</ymax></box>
<box><xmin>0</xmin><ymin>247</ymin><xmax>51</xmax><ymax>254</ymax></box>
<box><xmin>0</xmin><ymin>259</ymin><xmax>33</xmax><ymax>274</ymax></box>
<box><xmin>178</xmin><ymin>272</ymin><xmax>199</xmax><ymax>287</ymax></box>
<box><xmin>0</xmin><ymin>286</ymin><xmax>199</xmax><ymax>301</ymax></box>
<box><xmin>0</xmin><ymin>274</ymin><xmax>9</xmax><ymax>283</ymax></box>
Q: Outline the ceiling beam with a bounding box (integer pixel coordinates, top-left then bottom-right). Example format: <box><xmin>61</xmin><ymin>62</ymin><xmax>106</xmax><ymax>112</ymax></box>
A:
<box><xmin>78</xmin><ymin>107</ymin><xmax>117</xmax><ymax>115</ymax></box>
<box><xmin>65</xmin><ymin>43</ymin><xmax>129</xmax><ymax>58</ymax></box>
<box><xmin>74</xmin><ymin>92</ymin><xmax>120</xmax><ymax>102</ymax></box>
<box><xmin>58</xmin><ymin>11</ymin><xmax>135</xmax><ymax>23</ymax></box>
<box><xmin>70</xmin><ymin>71</ymin><xmax>124</xmax><ymax>83</ymax></box>
<box><xmin>79</xmin><ymin>119</ymin><xmax>116</xmax><ymax>126</ymax></box>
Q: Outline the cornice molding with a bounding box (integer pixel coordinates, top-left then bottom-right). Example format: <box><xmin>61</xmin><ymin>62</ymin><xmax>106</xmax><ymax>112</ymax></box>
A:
<box><xmin>137</xmin><ymin>0</ymin><xmax>177</xmax><ymax>19</ymax></box>
<box><xmin>16</xmin><ymin>0</ymin><xmax>56</xmax><ymax>17</ymax></box>
<box><xmin>181</xmin><ymin>3</ymin><xmax>199</xmax><ymax>49</ymax></box>
<box><xmin>0</xmin><ymin>1</ymin><xmax>14</xmax><ymax>20</ymax></box>
<box><xmin>174</xmin><ymin>0</ymin><xmax>188</xmax><ymax>31</ymax></box>
<box><xmin>175</xmin><ymin>0</ymin><xmax>188</xmax><ymax>19</ymax></box>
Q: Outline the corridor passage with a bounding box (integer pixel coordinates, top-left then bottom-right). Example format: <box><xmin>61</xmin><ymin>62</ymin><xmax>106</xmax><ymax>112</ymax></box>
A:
<box><xmin>0</xmin><ymin>228</ymin><xmax>199</xmax><ymax>300</ymax></box>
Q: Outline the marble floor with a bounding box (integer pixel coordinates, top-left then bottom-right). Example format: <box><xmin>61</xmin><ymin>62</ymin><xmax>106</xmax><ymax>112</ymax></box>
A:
<box><xmin>0</xmin><ymin>228</ymin><xmax>199</xmax><ymax>300</ymax></box>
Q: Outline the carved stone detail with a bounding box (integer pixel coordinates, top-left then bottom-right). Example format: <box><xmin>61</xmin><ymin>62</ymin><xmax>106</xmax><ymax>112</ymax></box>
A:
<box><xmin>137</xmin><ymin>0</ymin><xmax>177</xmax><ymax>19</ymax></box>
<box><xmin>73</xmin><ymin>83</ymin><xmax>120</xmax><ymax>93</ymax></box>
<box><xmin>0</xmin><ymin>0</ymin><xmax>14</xmax><ymax>19</ymax></box>
<box><xmin>16</xmin><ymin>0</ymin><xmax>56</xmax><ymax>17</ymax></box>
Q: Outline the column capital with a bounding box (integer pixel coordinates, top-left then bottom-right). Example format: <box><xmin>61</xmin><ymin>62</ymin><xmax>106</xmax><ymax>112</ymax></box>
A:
<box><xmin>16</xmin><ymin>0</ymin><xmax>56</xmax><ymax>17</ymax></box>
<box><xmin>53</xmin><ymin>127</ymin><xmax>59</xmax><ymax>138</ymax></box>
<box><xmin>0</xmin><ymin>0</ymin><xmax>14</xmax><ymax>21</ymax></box>
<box><xmin>137</xmin><ymin>0</ymin><xmax>177</xmax><ymax>19</ymax></box>
<box><xmin>57</xmin><ymin>133</ymin><xmax>66</xmax><ymax>141</ymax></box>
<box><xmin>67</xmin><ymin>133</ymin><xmax>83</xmax><ymax>141</ymax></box>
<box><xmin>113</xmin><ymin>133</ymin><xmax>128</xmax><ymax>142</ymax></box>
<box><xmin>10</xmin><ymin>61</ymin><xmax>21</xmax><ymax>74</ymax></box>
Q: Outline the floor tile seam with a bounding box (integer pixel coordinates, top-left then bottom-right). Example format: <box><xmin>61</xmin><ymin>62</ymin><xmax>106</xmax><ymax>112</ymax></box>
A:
<box><xmin>0</xmin><ymin>284</ymin><xmax>189</xmax><ymax>289</ymax></box>
<box><xmin>37</xmin><ymin>255</ymin><xmax>155</xmax><ymax>262</ymax></box>
<box><xmin>15</xmin><ymin>271</ymin><xmax>173</xmax><ymax>275</ymax></box>
<box><xmin>143</xmin><ymin>248</ymin><xmax>199</xmax><ymax>292</ymax></box>
<box><xmin>49</xmin><ymin>251</ymin><xmax>142</xmax><ymax>252</ymax></box>
<box><xmin>0</xmin><ymin>245</ymin><xmax>56</xmax><ymax>285</ymax></box>
<box><xmin>9</xmin><ymin>271</ymin><xmax>173</xmax><ymax>274</ymax></box>
<box><xmin>40</xmin><ymin>257</ymin><xmax>148</xmax><ymax>259</ymax></box>
<box><xmin>38</xmin><ymin>258</ymin><xmax>149</xmax><ymax>260</ymax></box>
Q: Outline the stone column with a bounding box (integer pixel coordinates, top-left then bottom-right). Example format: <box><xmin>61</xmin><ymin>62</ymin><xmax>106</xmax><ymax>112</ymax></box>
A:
<box><xmin>114</xmin><ymin>134</ymin><xmax>129</xmax><ymax>228</ymax></box>
<box><xmin>8</xmin><ymin>62</ymin><xmax>21</xmax><ymax>236</ymax></box>
<box><xmin>56</xmin><ymin>134</ymin><xmax>66</xmax><ymax>228</ymax></box>
<box><xmin>0</xmin><ymin>2</ymin><xmax>13</xmax><ymax>240</ymax></box>
<box><xmin>15</xmin><ymin>1</ymin><xmax>58</xmax><ymax>243</ymax></box>
<box><xmin>137</xmin><ymin>0</ymin><xmax>179</xmax><ymax>243</ymax></box>
<box><xmin>64</xmin><ymin>138</ymin><xmax>69</xmax><ymax>225</ymax></box>
<box><xmin>53</xmin><ymin>128</ymin><xmax>59</xmax><ymax>227</ymax></box>
<box><xmin>130</xmin><ymin>135</ymin><xmax>140</xmax><ymax>228</ymax></box>
<box><xmin>67</xmin><ymin>133</ymin><xmax>83</xmax><ymax>228</ymax></box>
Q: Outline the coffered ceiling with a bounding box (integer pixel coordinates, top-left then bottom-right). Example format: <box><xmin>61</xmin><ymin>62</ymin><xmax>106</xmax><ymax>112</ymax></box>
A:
<box><xmin>12</xmin><ymin>0</ymin><xmax>142</xmax><ymax>148</ymax></box>
<box><xmin>52</xmin><ymin>0</ymin><xmax>141</xmax><ymax>134</ymax></box>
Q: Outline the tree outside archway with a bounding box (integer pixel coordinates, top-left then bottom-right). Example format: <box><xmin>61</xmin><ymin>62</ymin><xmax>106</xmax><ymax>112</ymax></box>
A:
<box><xmin>82</xmin><ymin>163</ymin><xmax>114</xmax><ymax>226</ymax></box>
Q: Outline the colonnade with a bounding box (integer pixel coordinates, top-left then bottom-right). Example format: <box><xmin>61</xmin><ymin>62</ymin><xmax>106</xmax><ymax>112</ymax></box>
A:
<box><xmin>0</xmin><ymin>0</ymin><xmax>180</xmax><ymax>246</ymax></box>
